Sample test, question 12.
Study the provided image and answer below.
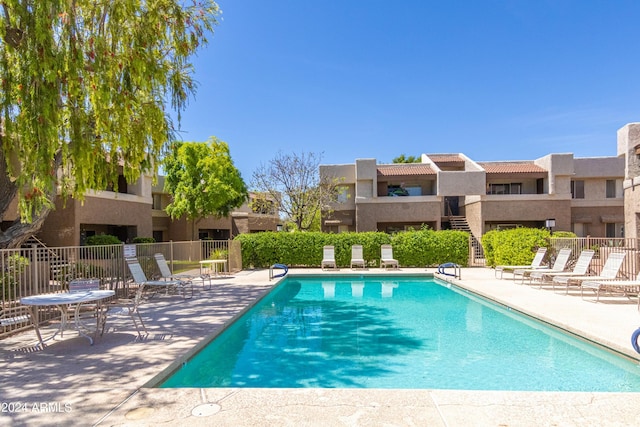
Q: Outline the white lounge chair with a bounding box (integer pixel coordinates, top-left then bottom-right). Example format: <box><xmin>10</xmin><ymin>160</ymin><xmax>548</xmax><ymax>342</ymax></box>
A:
<box><xmin>321</xmin><ymin>245</ymin><xmax>338</xmax><ymax>270</ymax></box>
<box><xmin>126</xmin><ymin>258</ymin><xmax>193</xmax><ymax>299</ymax></box>
<box><xmin>581</xmin><ymin>270</ymin><xmax>640</xmax><ymax>307</ymax></box>
<box><xmin>553</xmin><ymin>252</ymin><xmax>626</xmax><ymax>295</ymax></box>
<box><xmin>529</xmin><ymin>249</ymin><xmax>595</xmax><ymax>287</ymax></box>
<box><xmin>154</xmin><ymin>253</ymin><xmax>212</xmax><ymax>291</ymax></box>
<box><xmin>380</xmin><ymin>244</ymin><xmax>399</xmax><ymax>269</ymax></box>
<box><xmin>350</xmin><ymin>245</ymin><xmax>366</xmax><ymax>269</ymax></box>
<box><xmin>513</xmin><ymin>248</ymin><xmax>571</xmax><ymax>284</ymax></box>
<box><xmin>494</xmin><ymin>247</ymin><xmax>547</xmax><ymax>279</ymax></box>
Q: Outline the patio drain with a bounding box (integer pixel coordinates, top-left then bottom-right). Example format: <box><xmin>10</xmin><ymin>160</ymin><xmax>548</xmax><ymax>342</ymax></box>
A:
<box><xmin>192</xmin><ymin>403</ymin><xmax>221</xmax><ymax>417</ymax></box>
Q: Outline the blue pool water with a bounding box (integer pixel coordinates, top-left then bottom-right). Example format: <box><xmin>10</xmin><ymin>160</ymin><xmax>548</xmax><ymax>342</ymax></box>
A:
<box><xmin>159</xmin><ymin>275</ymin><xmax>640</xmax><ymax>391</ymax></box>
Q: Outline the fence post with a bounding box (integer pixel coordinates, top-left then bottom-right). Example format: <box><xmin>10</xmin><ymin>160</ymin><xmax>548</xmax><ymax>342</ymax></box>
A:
<box><xmin>29</xmin><ymin>244</ymin><xmax>38</xmax><ymax>295</ymax></box>
<box><xmin>170</xmin><ymin>240</ymin><xmax>175</xmax><ymax>271</ymax></box>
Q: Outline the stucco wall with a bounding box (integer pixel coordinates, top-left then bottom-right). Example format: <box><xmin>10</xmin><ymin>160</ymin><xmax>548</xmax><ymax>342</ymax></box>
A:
<box><xmin>482</xmin><ymin>199</ymin><xmax>572</xmax><ymax>232</ymax></box>
<box><xmin>355</xmin><ymin>199</ymin><xmax>441</xmax><ymax>232</ymax></box>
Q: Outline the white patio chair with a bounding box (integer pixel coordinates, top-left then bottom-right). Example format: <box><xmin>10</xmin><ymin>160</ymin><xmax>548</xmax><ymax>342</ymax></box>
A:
<box><xmin>102</xmin><ymin>283</ymin><xmax>148</xmax><ymax>339</ymax></box>
<box><xmin>154</xmin><ymin>253</ymin><xmax>212</xmax><ymax>291</ymax></box>
<box><xmin>350</xmin><ymin>245</ymin><xmax>366</xmax><ymax>269</ymax></box>
<box><xmin>495</xmin><ymin>247</ymin><xmax>547</xmax><ymax>279</ymax></box>
<box><xmin>321</xmin><ymin>245</ymin><xmax>338</xmax><ymax>270</ymax></box>
<box><xmin>380</xmin><ymin>244</ymin><xmax>399</xmax><ymax>269</ymax></box>
<box><xmin>126</xmin><ymin>258</ymin><xmax>193</xmax><ymax>299</ymax></box>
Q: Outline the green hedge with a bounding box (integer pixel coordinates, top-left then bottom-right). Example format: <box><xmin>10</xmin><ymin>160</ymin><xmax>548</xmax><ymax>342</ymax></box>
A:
<box><xmin>234</xmin><ymin>229</ymin><xmax>469</xmax><ymax>268</ymax></box>
<box><xmin>481</xmin><ymin>227</ymin><xmax>576</xmax><ymax>267</ymax></box>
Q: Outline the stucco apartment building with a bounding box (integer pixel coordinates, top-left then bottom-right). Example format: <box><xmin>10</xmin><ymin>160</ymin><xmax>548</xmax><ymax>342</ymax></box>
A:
<box><xmin>5</xmin><ymin>123</ymin><xmax>640</xmax><ymax>247</ymax></box>
<box><xmin>320</xmin><ymin>123</ymin><xmax>640</xmax><ymax>242</ymax></box>
<box><xmin>3</xmin><ymin>175</ymin><xmax>279</xmax><ymax>247</ymax></box>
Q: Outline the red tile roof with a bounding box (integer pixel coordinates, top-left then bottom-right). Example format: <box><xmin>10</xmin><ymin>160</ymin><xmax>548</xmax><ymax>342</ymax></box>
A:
<box><xmin>479</xmin><ymin>162</ymin><xmax>547</xmax><ymax>174</ymax></box>
<box><xmin>377</xmin><ymin>164</ymin><xmax>435</xmax><ymax>176</ymax></box>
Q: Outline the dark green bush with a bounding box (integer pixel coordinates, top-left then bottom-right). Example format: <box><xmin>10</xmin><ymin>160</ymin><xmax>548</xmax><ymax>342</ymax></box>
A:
<box><xmin>132</xmin><ymin>237</ymin><xmax>156</xmax><ymax>243</ymax></box>
<box><xmin>85</xmin><ymin>234</ymin><xmax>121</xmax><ymax>245</ymax></box>
<box><xmin>234</xmin><ymin>230</ymin><xmax>469</xmax><ymax>268</ymax></box>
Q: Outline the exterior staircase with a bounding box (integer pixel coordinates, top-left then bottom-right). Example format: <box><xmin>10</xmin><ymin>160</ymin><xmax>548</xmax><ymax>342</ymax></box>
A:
<box><xmin>22</xmin><ymin>236</ymin><xmax>71</xmax><ymax>280</ymax></box>
<box><xmin>448</xmin><ymin>216</ymin><xmax>485</xmax><ymax>262</ymax></box>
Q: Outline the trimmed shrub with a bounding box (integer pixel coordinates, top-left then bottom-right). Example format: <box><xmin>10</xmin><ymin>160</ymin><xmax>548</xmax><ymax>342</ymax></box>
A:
<box><xmin>85</xmin><ymin>234</ymin><xmax>121</xmax><ymax>245</ymax></box>
<box><xmin>132</xmin><ymin>237</ymin><xmax>156</xmax><ymax>243</ymax></box>
<box><xmin>481</xmin><ymin>227</ymin><xmax>575</xmax><ymax>267</ymax></box>
<box><xmin>234</xmin><ymin>230</ymin><xmax>469</xmax><ymax>268</ymax></box>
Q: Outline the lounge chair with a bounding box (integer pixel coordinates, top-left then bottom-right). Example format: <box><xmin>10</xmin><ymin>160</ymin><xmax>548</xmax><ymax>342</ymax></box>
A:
<box><xmin>494</xmin><ymin>247</ymin><xmax>547</xmax><ymax>279</ymax></box>
<box><xmin>350</xmin><ymin>245</ymin><xmax>366</xmax><ymax>269</ymax></box>
<box><xmin>529</xmin><ymin>249</ymin><xmax>595</xmax><ymax>287</ymax></box>
<box><xmin>380</xmin><ymin>244</ymin><xmax>399</xmax><ymax>269</ymax></box>
<box><xmin>102</xmin><ymin>283</ymin><xmax>148</xmax><ymax>338</ymax></box>
<box><xmin>581</xmin><ymin>270</ymin><xmax>640</xmax><ymax>307</ymax></box>
<box><xmin>154</xmin><ymin>253</ymin><xmax>212</xmax><ymax>291</ymax></box>
<box><xmin>321</xmin><ymin>245</ymin><xmax>338</xmax><ymax>270</ymax></box>
<box><xmin>126</xmin><ymin>258</ymin><xmax>193</xmax><ymax>299</ymax></box>
<box><xmin>552</xmin><ymin>252</ymin><xmax>626</xmax><ymax>295</ymax></box>
<box><xmin>513</xmin><ymin>248</ymin><xmax>571</xmax><ymax>284</ymax></box>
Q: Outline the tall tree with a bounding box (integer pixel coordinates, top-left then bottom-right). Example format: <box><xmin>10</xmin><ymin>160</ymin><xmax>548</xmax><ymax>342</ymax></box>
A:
<box><xmin>163</xmin><ymin>138</ymin><xmax>248</xmax><ymax>240</ymax></box>
<box><xmin>392</xmin><ymin>154</ymin><xmax>421</xmax><ymax>163</ymax></box>
<box><xmin>0</xmin><ymin>1</ymin><xmax>219</xmax><ymax>248</ymax></box>
<box><xmin>251</xmin><ymin>151</ymin><xmax>338</xmax><ymax>231</ymax></box>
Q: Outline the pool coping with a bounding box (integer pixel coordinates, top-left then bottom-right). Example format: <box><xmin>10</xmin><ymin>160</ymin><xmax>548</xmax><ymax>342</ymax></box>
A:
<box><xmin>2</xmin><ymin>267</ymin><xmax>640</xmax><ymax>426</ymax></box>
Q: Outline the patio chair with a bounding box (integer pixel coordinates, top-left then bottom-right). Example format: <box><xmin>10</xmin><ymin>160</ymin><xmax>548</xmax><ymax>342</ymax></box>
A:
<box><xmin>101</xmin><ymin>283</ymin><xmax>148</xmax><ymax>339</ymax></box>
<box><xmin>126</xmin><ymin>258</ymin><xmax>193</xmax><ymax>299</ymax></box>
<box><xmin>321</xmin><ymin>245</ymin><xmax>338</xmax><ymax>270</ymax></box>
<box><xmin>528</xmin><ymin>249</ymin><xmax>595</xmax><ymax>287</ymax></box>
<box><xmin>350</xmin><ymin>245</ymin><xmax>366</xmax><ymax>269</ymax></box>
<box><xmin>513</xmin><ymin>248</ymin><xmax>571</xmax><ymax>284</ymax></box>
<box><xmin>581</xmin><ymin>270</ymin><xmax>640</xmax><ymax>307</ymax></box>
<box><xmin>154</xmin><ymin>253</ymin><xmax>212</xmax><ymax>291</ymax></box>
<box><xmin>68</xmin><ymin>278</ymin><xmax>103</xmax><ymax>322</ymax></box>
<box><xmin>552</xmin><ymin>251</ymin><xmax>626</xmax><ymax>295</ymax></box>
<box><xmin>380</xmin><ymin>244</ymin><xmax>399</xmax><ymax>269</ymax></box>
<box><xmin>494</xmin><ymin>247</ymin><xmax>547</xmax><ymax>279</ymax></box>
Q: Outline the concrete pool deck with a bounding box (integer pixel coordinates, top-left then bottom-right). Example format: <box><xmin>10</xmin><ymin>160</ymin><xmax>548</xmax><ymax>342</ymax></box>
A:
<box><xmin>2</xmin><ymin>266</ymin><xmax>640</xmax><ymax>426</ymax></box>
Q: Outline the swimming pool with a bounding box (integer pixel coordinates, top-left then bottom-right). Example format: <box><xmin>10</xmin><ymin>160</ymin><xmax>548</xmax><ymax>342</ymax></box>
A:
<box><xmin>159</xmin><ymin>275</ymin><xmax>640</xmax><ymax>391</ymax></box>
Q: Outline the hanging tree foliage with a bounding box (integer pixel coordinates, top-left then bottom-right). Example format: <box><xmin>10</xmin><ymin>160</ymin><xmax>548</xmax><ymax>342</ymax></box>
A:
<box><xmin>0</xmin><ymin>1</ymin><xmax>219</xmax><ymax>248</ymax></box>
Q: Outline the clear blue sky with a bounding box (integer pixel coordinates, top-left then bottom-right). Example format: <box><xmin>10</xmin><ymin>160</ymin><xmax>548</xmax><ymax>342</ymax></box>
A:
<box><xmin>173</xmin><ymin>0</ymin><xmax>640</xmax><ymax>184</ymax></box>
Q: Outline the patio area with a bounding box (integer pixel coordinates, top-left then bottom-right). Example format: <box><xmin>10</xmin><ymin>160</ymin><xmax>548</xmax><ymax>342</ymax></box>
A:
<box><xmin>2</xmin><ymin>267</ymin><xmax>640</xmax><ymax>426</ymax></box>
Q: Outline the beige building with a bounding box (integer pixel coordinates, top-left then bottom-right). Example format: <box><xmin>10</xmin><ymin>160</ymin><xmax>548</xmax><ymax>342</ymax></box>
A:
<box><xmin>2</xmin><ymin>173</ymin><xmax>278</xmax><ymax>247</ymax></box>
<box><xmin>618</xmin><ymin>123</ymin><xmax>640</xmax><ymax>240</ymax></box>
<box><xmin>151</xmin><ymin>176</ymin><xmax>279</xmax><ymax>242</ymax></box>
<box><xmin>321</xmin><ymin>151</ymin><xmax>625</xmax><ymax>241</ymax></box>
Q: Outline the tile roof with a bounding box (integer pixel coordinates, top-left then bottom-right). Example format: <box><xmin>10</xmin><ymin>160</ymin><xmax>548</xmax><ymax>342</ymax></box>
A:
<box><xmin>377</xmin><ymin>164</ymin><xmax>435</xmax><ymax>176</ymax></box>
<box><xmin>479</xmin><ymin>162</ymin><xmax>547</xmax><ymax>174</ymax></box>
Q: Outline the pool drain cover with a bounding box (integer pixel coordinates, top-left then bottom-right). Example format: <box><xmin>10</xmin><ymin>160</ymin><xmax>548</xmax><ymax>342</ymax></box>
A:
<box><xmin>192</xmin><ymin>403</ymin><xmax>221</xmax><ymax>417</ymax></box>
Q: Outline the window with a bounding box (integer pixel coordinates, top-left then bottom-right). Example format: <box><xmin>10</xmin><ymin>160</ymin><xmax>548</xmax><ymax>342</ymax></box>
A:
<box><xmin>571</xmin><ymin>180</ymin><xmax>584</xmax><ymax>199</ymax></box>
<box><xmin>337</xmin><ymin>186</ymin><xmax>350</xmax><ymax>203</ymax></box>
<box><xmin>488</xmin><ymin>183</ymin><xmax>522</xmax><ymax>195</ymax></box>
<box><xmin>572</xmin><ymin>223</ymin><xmax>589</xmax><ymax>237</ymax></box>
<box><xmin>152</xmin><ymin>194</ymin><xmax>163</xmax><ymax>210</ymax></box>
<box><xmin>606</xmin><ymin>180</ymin><xmax>616</xmax><ymax>198</ymax></box>
<box><xmin>606</xmin><ymin>223</ymin><xmax>616</xmax><ymax>238</ymax></box>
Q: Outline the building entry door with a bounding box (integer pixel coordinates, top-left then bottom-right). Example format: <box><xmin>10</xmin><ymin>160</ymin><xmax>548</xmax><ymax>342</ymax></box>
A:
<box><xmin>444</xmin><ymin>197</ymin><xmax>459</xmax><ymax>216</ymax></box>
